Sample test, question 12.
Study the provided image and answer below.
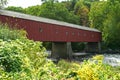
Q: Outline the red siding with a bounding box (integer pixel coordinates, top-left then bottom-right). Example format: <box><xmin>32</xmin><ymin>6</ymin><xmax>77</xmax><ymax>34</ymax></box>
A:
<box><xmin>0</xmin><ymin>15</ymin><xmax>102</xmax><ymax>42</ymax></box>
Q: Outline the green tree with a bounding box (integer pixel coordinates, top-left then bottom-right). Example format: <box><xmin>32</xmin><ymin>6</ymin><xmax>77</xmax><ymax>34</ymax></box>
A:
<box><xmin>41</xmin><ymin>0</ymin><xmax>58</xmax><ymax>3</ymax></box>
<box><xmin>62</xmin><ymin>0</ymin><xmax>79</xmax><ymax>11</ymax></box>
<box><xmin>89</xmin><ymin>0</ymin><xmax>120</xmax><ymax>49</ymax></box>
<box><xmin>89</xmin><ymin>1</ymin><xmax>107</xmax><ymax>31</ymax></box>
<box><xmin>25</xmin><ymin>1</ymin><xmax>80</xmax><ymax>24</ymax></box>
<box><xmin>74</xmin><ymin>0</ymin><xmax>89</xmax><ymax>26</ymax></box>
<box><xmin>103</xmin><ymin>0</ymin><xmax>120</xmax><ymax>49</ymax></box>
<box><xmin>5</xmin><ymin>6</ymin><xmax>25</xmax><ymax>13</ymax></box>
<box><xmin>25</xmin><ymin>5</ymin><xmax>41</xmax><ymax>16</ymax></box>
<box><xmin>83</xmin><ymin>0</ymin><xmax>100</xmax><ymax>8</ymax></box>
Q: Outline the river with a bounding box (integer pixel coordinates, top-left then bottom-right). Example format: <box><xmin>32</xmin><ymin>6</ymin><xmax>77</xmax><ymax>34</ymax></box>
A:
<box><xmin>73</xmin><ymin>53</ymin><xmax>120</xmax><ymax>66</ymax></box>
<box><xmin>46</xmin><ymin>51</ymin><xmax>120</xmax><ymax>66</ymax></box>
<box><xmin>103</xmin><ymin>54</ymin><xmax>120</xmax><ymax>66</ymax></box>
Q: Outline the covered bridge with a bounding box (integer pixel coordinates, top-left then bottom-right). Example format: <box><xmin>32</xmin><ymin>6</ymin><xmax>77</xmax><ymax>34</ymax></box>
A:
<box><xmin>0</xmin><ymin>10</ymin><xmax>102</xmax><ymax>59</ymax></box>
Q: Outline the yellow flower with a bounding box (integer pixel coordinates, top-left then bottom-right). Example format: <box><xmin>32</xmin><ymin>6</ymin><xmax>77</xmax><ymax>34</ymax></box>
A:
<box><xmin>21</xmin><ymin>72</ymin><xmax>26</xmax><ymax>77</ymax></box>
<box><xmin>92</xmin><ymin>55</ymin><xmax>104</xmax><ymax>60</ymax></box>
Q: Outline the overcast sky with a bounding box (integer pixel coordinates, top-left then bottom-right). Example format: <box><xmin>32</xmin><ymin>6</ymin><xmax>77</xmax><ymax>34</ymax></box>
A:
<box><xmin>6</xmin><ymin>0</ymin><xmax>66</xmax><ymax>8</ymax></box>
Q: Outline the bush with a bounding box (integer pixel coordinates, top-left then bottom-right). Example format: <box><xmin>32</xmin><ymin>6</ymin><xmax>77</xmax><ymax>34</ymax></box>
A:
<box><xmin>0</xmin><ymin>39</ymin><xmax>23</xmax><ymax>72</ymax></box>
<box><xmin>0</xmin><ymin>23</ymin><xmax>26</xmax><ymax>41</ymax></box>
<box><xmin>0</xmin><ymin>23</ymin><xmax>119</xmax><ymax>80</ymax></box>
<box><xmin>77</xmin><ymin>55</ymin><xmax>120</xmax><ymax>80</ymax></box>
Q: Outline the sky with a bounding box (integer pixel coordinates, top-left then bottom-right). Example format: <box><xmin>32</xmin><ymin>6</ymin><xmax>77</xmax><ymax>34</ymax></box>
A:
<box><xmin>6</xmin><ymin>0</ymin><xmax>66</xmax><ymax>8</ymax></box>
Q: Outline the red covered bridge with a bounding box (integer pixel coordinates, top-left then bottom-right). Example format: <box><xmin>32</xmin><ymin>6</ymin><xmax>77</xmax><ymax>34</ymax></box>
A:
<box><xmin>0</xmin><ymin>10</ymin><xmax>102</xmax><ymax>59</ymax></box>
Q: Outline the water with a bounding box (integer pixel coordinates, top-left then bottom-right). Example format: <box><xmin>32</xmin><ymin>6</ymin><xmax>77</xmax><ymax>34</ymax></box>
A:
<box><xmin>45</xmin><ymin>50</ymin><xmax>120</xmax><ymax>66</ymax></box>
<box><xmin>103</xmin><ymin>54</ymin><xmax>120</xmax><ymax>66</ymax></box>
<box><xmin>74</xmin><ymin>53</ymin><xmax>120</xmax><ymax>66</ymax></box>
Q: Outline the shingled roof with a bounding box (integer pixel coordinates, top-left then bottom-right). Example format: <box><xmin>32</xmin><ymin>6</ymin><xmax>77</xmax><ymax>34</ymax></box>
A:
<box><xmin>0</xmin><ymin>9</ymin><xmax>100</xmax><ymax>32</ymax></box>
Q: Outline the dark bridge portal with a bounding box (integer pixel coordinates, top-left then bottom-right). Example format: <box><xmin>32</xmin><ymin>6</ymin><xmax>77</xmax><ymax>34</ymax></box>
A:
<box><xmin>0</xmin><ymin>10</ymin><xmax>102</xmax><ymax>59</ymax></box>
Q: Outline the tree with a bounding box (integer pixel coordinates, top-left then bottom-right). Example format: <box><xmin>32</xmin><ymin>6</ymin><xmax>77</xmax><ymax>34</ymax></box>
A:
<box><xmin>74</xmin><ymin>0</ymin><xmax>89</xmax><ymax>26</ymax></box>
<box><xmin>84</xmin><ymin>0</ymin><xmax>100</xmax><ymax>5</ymax></box>
<box><xmin>89</xmin><ymin>1</ymin><xmax>107</xmax><ymax>31</ymax></box>
<box><xmin>89</xmin><ymin>0</ymin><xmax>120</xmax><ymax>49</ymax></box>
<box><xmin>5</xmin><ymin>6</ymin><xmax>25</xmax><ymax>13</ymax></box>
<box><xmin>25</xmin><ymin>5</ymin><xmax>41</xmax><ymax>16</ymax></box>
<box><xmin>103</xmin><ymin>0</ymin><xmax>120</xmax><ymax>49</ymax></box>
<box><xmin>62</xmin><ymin>0</ymin><xmax>79</xmax><ymax>11</ymax></box>
<box><xmin>33</xmin><ymin>1</ymin><xmax>80</xmax><ymax>24</ymax></box>
<box><xmin>41</xmin><ymin>0</ymin><xmax>58</xmax><ymax>3</ymax></box>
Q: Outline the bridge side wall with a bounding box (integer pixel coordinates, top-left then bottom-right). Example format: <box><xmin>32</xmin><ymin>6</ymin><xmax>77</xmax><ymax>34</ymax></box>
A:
<box><xmin>0</xmin><ymin>15</ymin><xmax>102</xmax><ymax>42</ymax></box>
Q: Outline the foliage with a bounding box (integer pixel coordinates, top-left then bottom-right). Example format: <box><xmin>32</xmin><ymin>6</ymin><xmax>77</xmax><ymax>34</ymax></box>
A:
<box><xmin>5</xmin><ymin>6</ymin><xmax>25</xmax><ymax>13</ymax></box>
<box><xmin>103</xmin><ymin>0</ymin><xmax>120</xmax><ymax>49</ymax></box>
<box><xmin>92</xmin><ymin>55</ymin><xmax>104</xmax><ymax>60</ymax></box>
<box><xmin>25</xmin><ymin>5</ymin><xmax>41</xmax><ymax>16</ymax></box>
<box><xmin>89</xmin><ymin>1</ymin><xmax>107</xmax><ymax>31</ymax></box>
<box><xmin>57</xmin><ymin>55</ymin><xmax>120</xmax><ymax>80</ymax></box>
<box><xmin>5</xmin><ymin>0</ymin><xmax>79</xmax><ymax>22</ymax></box>
<box><xmin>0</xmin><ymin>23</ymin><xmax>26</xmax><ymax>41</ymax></box>
<box><xmin>74</xmin><ymin>0</ymin><xmax>89</xmax><ymax>26</ymax></box>
<box><xmin>39</xmin><ymin>2</ymin><xmax>80</xmax><ymax>24</ymax></box>
<box><xmin>0</xmin><ymin>28</ymin><xmax>119</xmax><ymax>80</ymax></box>
<box><xmin>0</xmin><ymin>39</ymin><xmax>23</xmax><ymax>72</ymax></box>
<box><xmin>57</xmin><ymin>60</ymin><xmax>80</xmax><ymax>72</ymax></box>
<box><xmin>62</xmin><ymin>0</ymin><xmax>79</xmax><ymax>11</ymax></box>
<box><xmin>41</xmin><ymin>0</ymin><xmax>58</xmax><ymax>3</ymax></box>
<box><xmin>89</xmin><ymin>0</ymin><xmax>120</xmax><ymax>49</ymax></box>
<box><xmin>77</xmin><ymin>55</ymin><xmax>120</xmax><ymax>80</ymax></box>
<box><xmin>1</xmin><ymin>23</ymin><xmax>119</xmax><ymax>80</ymax></box>
<box><xmin>0</xmin><ymin>23</ymin><xmax>46</xmax><ymax>79</ymax></box>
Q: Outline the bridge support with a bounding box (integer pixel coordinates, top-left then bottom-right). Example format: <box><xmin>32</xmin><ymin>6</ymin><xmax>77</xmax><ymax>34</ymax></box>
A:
<box><xmin>51</xmin><ymin>42</ymin><xmax>72</xmax><ymax>59</ymax></box>
<box><xmin>85</xmin><ymin>42</ymin><xmax>101</xmax><ymax>53</ymax></box>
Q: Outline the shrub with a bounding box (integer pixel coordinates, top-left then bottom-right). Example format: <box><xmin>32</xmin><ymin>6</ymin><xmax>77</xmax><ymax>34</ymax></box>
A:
<box><xmin>92</xmin><ymin>55</ymin><xmax>104</xmax><ymax>60</ymax></box>
<box><xmin>0</xmin><ymin>39</ymin><xmax>23</xmax><ymax>72</ymax></box>
<box><xmin>0</xmin><ymin>23</ymin><xmax>119</xmax><ymax>80</ymax></box>
<box><xmin>0</xmin><ymin>23</ymin><xmax>26</xmax><ymax>41</ymax></box>
<box><xmin>77</xmin><ymin>55</ymin><xmax>120</xmax><ymax>80</ymax></box>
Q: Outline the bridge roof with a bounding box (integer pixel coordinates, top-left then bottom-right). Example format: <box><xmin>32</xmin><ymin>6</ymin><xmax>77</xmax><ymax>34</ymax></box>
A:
<box><xmin>0</xmin><ymin>9</ymin><xmax>100</xmax><ymax>32</ymax></box>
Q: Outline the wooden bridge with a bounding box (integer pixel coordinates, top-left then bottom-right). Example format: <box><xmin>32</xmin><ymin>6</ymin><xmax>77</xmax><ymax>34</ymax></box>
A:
<box><xmin>0</xmin><ymin>10</ymin><xmax>102</xmax><ymax>59</ymax></box>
